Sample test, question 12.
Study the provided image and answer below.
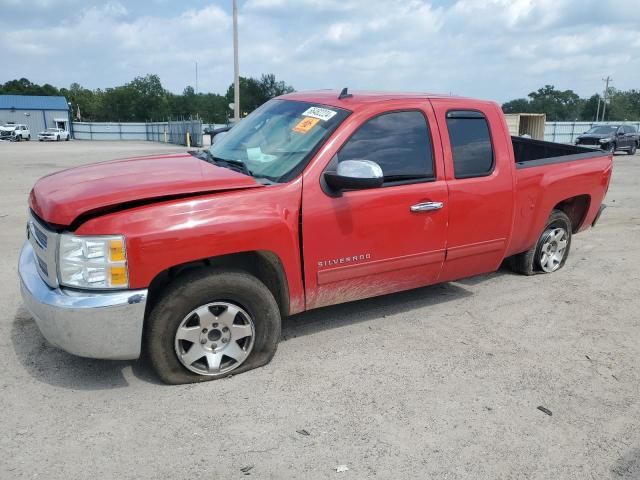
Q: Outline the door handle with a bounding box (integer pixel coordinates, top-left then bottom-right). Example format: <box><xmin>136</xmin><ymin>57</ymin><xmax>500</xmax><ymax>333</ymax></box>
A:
<box><xmin>410</xmin><ymin>201</ymin><xmax>444</xmax><ymax>212</ymax></box>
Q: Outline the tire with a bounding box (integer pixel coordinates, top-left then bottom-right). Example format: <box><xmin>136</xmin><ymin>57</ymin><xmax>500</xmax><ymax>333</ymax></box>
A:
<box><xmin>56</xmin><ymin>136</ymin><xmax>60</xmax><ymax>141</ymax></box>
<box><xmin>628</xmin><ymin>143</ymin><xmax>637</xmax><ymax>155</ymax></box>
<box><xmin>26</xmin><ymin>135</ymin><xmax>30</xmax><ymax>141</ymax></box>
<box><xmin>608</xmin><ymin>142</ymin><xmax>616</xmax><ymax>153</ymax></box>
<box><xmin>65</xmin><ymin>135</ymin><xmax>70</xmax><ymax>141</ymax></box>
<box><xmin>509</xmin><ymin>210</ymin><xmax>572</xmax><ymax>276</ymax></box>
<box><xmin>15</xmin><ymin>135</ymin><xmax>20</xmax><ymax>142</ymax></box>
<box><xmin>146</xmin><ymin>268</ymin><xmax>281</xmax><ymax>384</ymax></box>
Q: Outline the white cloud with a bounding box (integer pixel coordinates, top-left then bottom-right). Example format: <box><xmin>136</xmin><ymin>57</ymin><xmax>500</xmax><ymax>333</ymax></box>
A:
<box><xmin>0</xmin><ymin>0</ymin><xmax>639</xmax><ymax>102</ymax></box>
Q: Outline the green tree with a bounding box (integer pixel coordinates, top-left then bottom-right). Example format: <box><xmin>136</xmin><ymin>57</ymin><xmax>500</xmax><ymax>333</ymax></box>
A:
<box><xmin>502</xmin><ymin>98</ymin><xmax>531</xmax><ymax>114</ymax></box>
<box><xmin>527</xmin><ymin>85</ymin><xmax>583</xmax><ymax>121</ymax></box>
<box><xmin>225</xmin><ymin>73</ymin><xmax>295</xmax><ymax>116</ymax></box>
<box><xmin>502</xmin><ymin>85</ymin><xmax>585</xmax><ymax>121</ymax></box>
<box><xmin>1</xmin><ymin>74</ymin><xmax>295</xmax><ymax>122</ymax></box>
<box><xmin>579</xmin><ymin>94</ymin><xmax>602</xmax><ymax>121</ymax></box>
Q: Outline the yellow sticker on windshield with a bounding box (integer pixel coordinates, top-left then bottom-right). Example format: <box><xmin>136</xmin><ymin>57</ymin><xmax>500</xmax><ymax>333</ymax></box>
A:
<box><xmin>292</xmin><ymin>117</ymin><xmax>320</xmax><ymax>134</ymax></box>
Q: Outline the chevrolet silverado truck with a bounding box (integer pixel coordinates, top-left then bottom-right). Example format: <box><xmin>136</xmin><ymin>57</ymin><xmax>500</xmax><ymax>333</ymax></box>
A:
<box><xmin>19</xmin><ymin>90</ymin><xmax>612</xmax><ymax>384</ymax></box>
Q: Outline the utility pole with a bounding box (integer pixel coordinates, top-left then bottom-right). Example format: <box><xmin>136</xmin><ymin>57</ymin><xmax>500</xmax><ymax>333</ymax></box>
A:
<box><xmin>601</xmin><ymin>76</ymin><xmax>612</xmax><ymax>122</ymax></box>
<box><xmin>233</xmin><ymin>0</ymin><xmax>240</xmax><ymax>122</ymax></box>
<box><xmin>195</xmin><ymin>61</ymin><xmax>198</xmax><ymax>95</ymax></box>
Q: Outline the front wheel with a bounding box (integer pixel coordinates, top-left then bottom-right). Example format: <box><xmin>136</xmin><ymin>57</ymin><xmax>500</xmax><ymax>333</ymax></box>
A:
<box><xmin>146</xmin><ymin>269</ymin><xmax>281</xmax><ymax>384</ymax></box>
<box><xmin>509</xmin><ymin>210</ymin><xmax>572</xmax><ymax>275</ymax></box>
<box><xmin>56</xmin><ymin>136</ymin><xmax>60</xmax><ymax>141</ymax></box>
<box><xmin>628</xmin><ymin>143</ymin><xmax>637</xmax><ymax>155</ymax></box>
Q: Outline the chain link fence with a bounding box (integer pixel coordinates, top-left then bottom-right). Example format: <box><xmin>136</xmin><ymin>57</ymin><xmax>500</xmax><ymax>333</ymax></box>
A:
<box><xmin>72</xmin><ymin>119</ymin><xmax>203</xmax><ymax>146</ymax></box>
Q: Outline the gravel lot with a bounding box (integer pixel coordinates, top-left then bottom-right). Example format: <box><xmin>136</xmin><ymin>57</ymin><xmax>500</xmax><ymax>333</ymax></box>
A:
<box><xmin>1</xmin><ymin>140</ymin><xmax>639</xmax><ymax>479</ymax></box>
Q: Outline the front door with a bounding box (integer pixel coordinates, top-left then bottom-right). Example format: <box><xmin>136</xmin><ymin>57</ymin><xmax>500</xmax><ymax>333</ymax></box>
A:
<box><xmin>302</xmin><ymin>103</ymin><xmax>448</xmax><ymax>309</ymax></box>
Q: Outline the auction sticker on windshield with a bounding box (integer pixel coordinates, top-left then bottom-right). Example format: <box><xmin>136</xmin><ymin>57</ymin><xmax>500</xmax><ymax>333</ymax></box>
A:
<box><xmin>293</xmin><ymin>117</ymin><xmax>320</xmax><ymax>134</ymax></box>
<box><xmin>302</xmin><ymin>107</ymin><xmax>337</xmax><ymax>121</ymax></box>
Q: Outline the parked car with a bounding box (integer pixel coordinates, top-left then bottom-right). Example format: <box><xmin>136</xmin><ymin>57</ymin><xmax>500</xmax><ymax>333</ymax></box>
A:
<box><xmin>0</xmin><ymin>123</ymin><xmax>30</xmax><ymax>141</ymax></box>
<box><xmin>575</xmin><ymin>124</ymin><xmax>639</xmax><ymax>154</ymax></box>
<box><xmin>19</xmin><ymin>90</ymin><xmax>612</xmax><ymax>384</ymax></box>
<box><xmin>38</xmin><ymin>127</ymin><xmax>70</xmax><ymax>142</ymax></box>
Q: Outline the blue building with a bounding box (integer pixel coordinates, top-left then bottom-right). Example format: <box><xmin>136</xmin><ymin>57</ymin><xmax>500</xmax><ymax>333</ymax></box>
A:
<box><xmin>0</xmin><ymin>95</ymin><xmax>71</xmax><ymax>136</ymax></box>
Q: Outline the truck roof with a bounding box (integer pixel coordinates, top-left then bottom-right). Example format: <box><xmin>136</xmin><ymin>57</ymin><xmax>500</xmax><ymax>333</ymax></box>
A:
<box><xmin>279</xmin><ymin>90</ymin><xmax>491</xmax><ymax>110</ymax></box>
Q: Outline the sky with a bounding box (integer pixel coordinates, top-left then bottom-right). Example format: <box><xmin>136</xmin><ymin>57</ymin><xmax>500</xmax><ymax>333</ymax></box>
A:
<box><xmin>1</xmin><ymin>0</ymin><xmax>639</xmax><ymax>102</ymax></box>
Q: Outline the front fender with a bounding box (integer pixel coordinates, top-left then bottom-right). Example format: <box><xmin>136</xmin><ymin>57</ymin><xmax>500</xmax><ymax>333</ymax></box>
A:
<box><xmin>76</xmin><ymin>178</ymin><xmax>305</xmax><ymax>314</ymax></box>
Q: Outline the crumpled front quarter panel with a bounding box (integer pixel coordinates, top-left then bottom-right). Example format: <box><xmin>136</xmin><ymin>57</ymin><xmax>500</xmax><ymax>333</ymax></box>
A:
<box><xmin>76</xmin><ymin>179</ymin><xmax>305</xmax><ymax>314</ymax></box>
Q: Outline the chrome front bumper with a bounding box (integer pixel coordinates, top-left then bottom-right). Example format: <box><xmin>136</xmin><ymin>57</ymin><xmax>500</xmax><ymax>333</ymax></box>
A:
<box><xmin>18</xmin><ymin>241</ymin><xmax>148</xmax><ymax>360</ymax></box>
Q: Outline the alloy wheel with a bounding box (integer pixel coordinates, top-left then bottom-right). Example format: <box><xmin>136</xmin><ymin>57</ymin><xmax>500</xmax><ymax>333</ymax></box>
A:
<box><xmin>539</xmin><ymin>227</ymin><xmax>568</xmax><ymax>272</ymax></box>
<box><xmin>174</xmin><ymin>301</ymin><xmax>255</xmax><ymax>375</ymax></box>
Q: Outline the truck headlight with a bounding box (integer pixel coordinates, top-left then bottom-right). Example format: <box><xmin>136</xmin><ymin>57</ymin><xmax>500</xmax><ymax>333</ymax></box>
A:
<box><xmin>58</xmin><ymin>234</ymin><xmax>128</xmax><ymax>289</ymax></box>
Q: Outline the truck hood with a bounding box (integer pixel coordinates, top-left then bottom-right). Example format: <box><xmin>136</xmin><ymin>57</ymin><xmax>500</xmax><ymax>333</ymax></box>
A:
<box><xmin>29</xmin><ymin>152</ymin><xmax>263</xmax><ymax>226</ymax></box>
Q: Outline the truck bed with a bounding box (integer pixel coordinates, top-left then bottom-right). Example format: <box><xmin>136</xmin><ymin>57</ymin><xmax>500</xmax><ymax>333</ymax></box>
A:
<box><xmin>512</xmin><ymin>136</ymin><xmax>605</xmax><ymax>169</ymax></box>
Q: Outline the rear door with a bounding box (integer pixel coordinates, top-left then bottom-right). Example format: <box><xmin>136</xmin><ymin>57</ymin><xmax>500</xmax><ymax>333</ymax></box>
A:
<box><xmin>430</xmin><ymin>100</ymin><xmax>515</xmax><ymax>282</ymax></box>
<box><xmin>623</xmin><ymin>126</ymin><xmax>635</xmax><ymax>148</ymax></box>
<box><xmin>301</xmin><ymin>101</ymin><xmax>448</xmax><ymax>309</ymax></box>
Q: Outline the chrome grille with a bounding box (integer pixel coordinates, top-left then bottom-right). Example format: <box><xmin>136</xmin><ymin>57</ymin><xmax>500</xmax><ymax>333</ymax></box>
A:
<box><xmin>27</xmin><ymin>214</ymin><xmax>59</xmax><ymax>288</ymax></box>
<box><xmin>32</xmin><ymin>222</ymin><xmax>48</xmax><ymax>249</ymax></box>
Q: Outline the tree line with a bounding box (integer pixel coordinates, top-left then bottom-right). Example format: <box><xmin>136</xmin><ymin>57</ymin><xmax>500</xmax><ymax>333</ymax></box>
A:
<box><xmin>502</xmin><ymin>85</ymin><xmax>640</xmax><ymax>121</ymax></box>
<box><xmin>0</xmin><ymin>74</ymin><xmax>294</xmax><ymax>123</ymax></box>
<box><xmin>3</xmin><ymin>76</ymin><xmax>638</xmax><ymax>122</ymax></box>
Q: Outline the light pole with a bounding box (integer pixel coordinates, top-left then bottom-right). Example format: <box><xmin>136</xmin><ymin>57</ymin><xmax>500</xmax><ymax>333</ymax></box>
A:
<box><xmin>233</xmin><ymin>0</ymin><xmax>240</xmax><ymax>122</ymax></box>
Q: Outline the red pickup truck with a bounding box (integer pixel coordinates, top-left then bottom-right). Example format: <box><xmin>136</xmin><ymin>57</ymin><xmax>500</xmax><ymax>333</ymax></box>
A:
<box><xmin>19</xmin><ymin>90</ymin><xmax>612</xmax><ymax>384</ymax></box>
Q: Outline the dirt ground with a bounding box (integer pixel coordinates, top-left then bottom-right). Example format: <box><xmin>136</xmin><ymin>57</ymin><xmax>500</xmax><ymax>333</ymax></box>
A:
<box><xmin>1</xmin><ymin>140</ymin><xmax>639</xmax><ymax>479</ymax></box>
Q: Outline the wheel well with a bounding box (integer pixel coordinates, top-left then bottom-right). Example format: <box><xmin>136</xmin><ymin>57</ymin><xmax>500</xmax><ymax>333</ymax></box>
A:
<box><xmin>553</xmin><ymin>195</ymin><xmax>591</xmax><ymax>233</ymax></box>
<box><xmin>144</xmin><ymin>251</ymin><xmax>290</xmax><ymax>319</ymax></box>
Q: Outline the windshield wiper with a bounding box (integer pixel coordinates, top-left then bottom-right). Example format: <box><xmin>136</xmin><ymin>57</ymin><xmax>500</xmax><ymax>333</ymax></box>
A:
<box><xmin>191</xmin><ymin>150</ymin><xmax>254</xmax><ymax>177</ymax></box>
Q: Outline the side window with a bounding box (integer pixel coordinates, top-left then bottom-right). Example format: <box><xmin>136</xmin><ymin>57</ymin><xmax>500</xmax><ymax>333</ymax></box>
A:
<box><xmin>446</xmin><ymin>111</ymin><xmax>494</xmax><ymax>179</ymax></box>
<box><xmin>337</xmin><ymin>111</ymin><xmax>434</xmax><ymax>181</ymax></box>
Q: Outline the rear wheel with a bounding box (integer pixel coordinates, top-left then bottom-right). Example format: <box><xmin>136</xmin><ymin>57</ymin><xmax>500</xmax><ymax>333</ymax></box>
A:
<box><xmin>509</xmin><ymin>210</ymin><xmax>572</xmax><ymax>275</ymax></box>
<box><xmin>26</xmin><ymin>134</ymin><xmax>30</xmax><ymax>141</ymax></box>
<box><xmin>628</xmin><ymin>143</ymin><xmax>637</xmax><ymax>155</ymax></box>
<box><xmin>146</xmin><ymin>269</ymin><xmax>281</xmax><ymax>384</ymax></box>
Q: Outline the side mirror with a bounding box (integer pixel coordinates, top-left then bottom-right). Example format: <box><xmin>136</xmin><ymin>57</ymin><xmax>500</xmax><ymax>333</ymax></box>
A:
<box><xmin>324</xmin><ymin>159</ymin><xmax>384</xmax><ymax>191</ymax></box>
<box><xmin>617</xmin><ymin>130</ymin><xmax>625</xmax><ymax>136</ymax></box>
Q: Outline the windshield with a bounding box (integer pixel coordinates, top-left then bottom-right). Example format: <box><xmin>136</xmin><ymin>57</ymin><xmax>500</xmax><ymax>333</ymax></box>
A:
<box><xmin>586</xmin><ymin>126</ymin><xmax>618</xmax><ymax>134</ymax></box>
<box><xmin>46</xmin><ymin>128</ymin><xmax>58</xmax><ymax>132</ymax></box>
<box><xmin>208</xmin><ymin>99</ymin><xmax>350</xmax><ymax>182</ymax></box>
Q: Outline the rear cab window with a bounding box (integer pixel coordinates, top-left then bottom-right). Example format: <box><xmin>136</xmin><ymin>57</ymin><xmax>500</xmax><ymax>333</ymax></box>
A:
<box><xmin>336</xmin><ymin>110</ymin><xmax>435</xmax><ymax>185</ymax></box>
<box><xmin>446</xmin><ymin>110</ymin><xmax>494</xmax><ymax>179</ymax></box>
